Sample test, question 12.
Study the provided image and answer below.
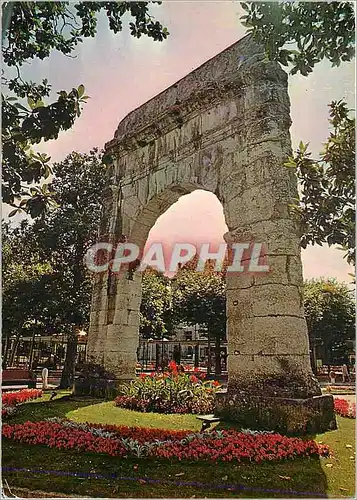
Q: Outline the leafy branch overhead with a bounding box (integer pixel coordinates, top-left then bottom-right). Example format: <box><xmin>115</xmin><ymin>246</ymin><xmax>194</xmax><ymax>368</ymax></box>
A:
<box><xmin>2</xmin><ymin>85</ymin><xmax>89</xmax><ymax>216</ymax></box>
<box><xmin>2</xmin><ymin>1</ymin><xmax>169</xmax><ymax>216</ymax></box>
<box><xmin>285</xmin><ymin>100</ymin><xmax>355</xmax><ymax>266</ymax></box>
<box><xmin>240</xmin><ymin>2</ymin><xmax>355</xmax><ymax>76</ymax></box>
<box><xmin>3</xmin><ymin>1</ymin><xmax>168</xmax><ymax>67</ymax></box>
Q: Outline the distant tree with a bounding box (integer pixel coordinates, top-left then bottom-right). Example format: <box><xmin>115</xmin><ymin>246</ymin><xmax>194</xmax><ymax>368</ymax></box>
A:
<box><xmin>2</xmin><ymin>221</ymin><xmax>57</xmax><ymax>367</ymax></box>
<box><xmin>35</xmin><ymin>149</ymin><xmax>107</xmax><ymax>388</ymax></box>
<box><xmin>240</xmin><ymin>2</ymin><xmax>355</xmax><ymax>76</ymax></box>
<box><xmin>140</xmin><ymin>269</ymin><xmax>174</xmax><ymax>339</ymax></box>
<box><xmin>304</xmin><ymin>278</ymin><xmax>355</xmax><ymax>366</ymax></box>
<box><xmin>173</xmin><ymin>259</ymin><xmax>226</xmax><ymax>375</ymax></box>
<box><xmin>3</xmin><ymin>150</ymin><xmax>107</xmax><ymax>386</ymax></box>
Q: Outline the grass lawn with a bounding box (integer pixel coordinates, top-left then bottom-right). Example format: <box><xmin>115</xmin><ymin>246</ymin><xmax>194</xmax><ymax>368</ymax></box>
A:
<box><xmin>68</xmin><ymin>401</ymin><xmax>202</xmax><ymax>431</ymax></box>
<box><xmin>2</xmin><ymin>393</ymin><xmax>355</xmax><ymax>498</ymax></box>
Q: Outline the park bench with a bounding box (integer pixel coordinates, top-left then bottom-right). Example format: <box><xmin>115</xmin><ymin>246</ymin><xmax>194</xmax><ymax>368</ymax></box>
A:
<box><xmin>196</xmin><ymin>414</ymin><xmax>220</xmax><ymax>431</ymax></box>
<box><xmin>2</xmin><ymin>368</ymin><xmax>36</xmax><ymax>390</ymax></box>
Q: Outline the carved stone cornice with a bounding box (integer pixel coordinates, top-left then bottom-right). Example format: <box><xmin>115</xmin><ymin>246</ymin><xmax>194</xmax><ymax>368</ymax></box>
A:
<box><xmin>105</xmin><ymin>37</ymin><xmax>287</xmax><ymax>158</ymax></box>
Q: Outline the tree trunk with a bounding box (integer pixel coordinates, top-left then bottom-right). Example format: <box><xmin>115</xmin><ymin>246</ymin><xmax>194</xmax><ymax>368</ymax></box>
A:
<box><xmin>28</xmin><ymin>327</ymin><xmax>36</xmax><ymax>369</ymax></box>
<box><xmin>59</xmin><ymin>237</ymin><xmax>85</xmax><ymax>389</ymax></box>
<box><xmin>214</xmin><ymin>334</ymin><xmax>221</xmax><ymax>376</ymax></box>
<box><xmin>155</xmin><ymin>343</ymin><xmax>160</xmax><ymax>370</ymax></box>
<box><xmin>2</xmin><ymin>335</ymin><xmax>10</xmax><ymax>368</ymax></box>
<box><xmin>310</xmin><ymin>344</ymin><xmax>317</xmax><ymax>374</ymax></box>
<box><xmin>59</xmin><ymin>328</ymin><xmax>78</xmax><ymax>389</ymax></box>
<box><xmin>322</xmin><ymin>338</ymin><xmax>335</xmax><ymax>366</ymax></box>
<box><xmin>207</xmin><ymin>330</ymin><xmax>211</xmax><ymax>376</ymax></box>
<box><xmin>194</xmin><ymin>344</ymin><xmax>199</xmax><ymax>368</ymax></box>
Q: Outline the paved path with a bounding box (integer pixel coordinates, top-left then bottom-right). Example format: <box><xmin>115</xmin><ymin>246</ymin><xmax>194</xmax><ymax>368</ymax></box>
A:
<box><xmin>2</xmin><ymin>383</ymin><xmax>57</xmax><ymax>391</ymax></box>
<box><xmin>333</xmin><ymin>393</ymin><xmax>355</xmax><ymax>403</ymax></box>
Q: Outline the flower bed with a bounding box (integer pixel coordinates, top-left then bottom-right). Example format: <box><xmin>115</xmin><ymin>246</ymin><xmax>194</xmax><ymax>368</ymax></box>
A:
<box><xmin>2</xmin><ymin>389</ymin><xmax>43</xmax><ymax>407</ymax></box>
<box><xmin>2</xmin><ymin>389</ymin><xmax>43</xmax><ymax>418</ymax></box>
<box><xmin>2</xmin><ymin>419</ymin><xmax>329</xmax><ymax>462</ymax></box>
<box><xmin>115</xmin><ymin>361</ymin><xmax>221</xmax><ymax>414</ymax></box>
<box><xmin>334</xmin><ymin>398</ymin><xmax>356</xmax><ymax>418</ymax></box>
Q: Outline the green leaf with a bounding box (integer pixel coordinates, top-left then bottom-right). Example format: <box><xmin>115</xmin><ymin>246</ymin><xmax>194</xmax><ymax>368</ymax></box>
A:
<box><xmin>15</xmin><ymin>103</ymin><xmax>30</xmax><ymax>113</ymax></box>
<box><xmin>298</xmin><ymin>141</ymin><xmax>309</xmax><ymax>153</ymax></box>
<box><xmin>102</xmin><ymin>153</ymin><xmax>113</xmax><ymax>166</ymax></box>
<box><xmin>30</xmin><ymin>186</ymin><xmax>41</xmax><ymax>195</ymax></box>
<box><xmin>78</xmin><ymin>84</ymin><xmax>85</xmax><ymax>98</ymax></box>
<box><xmin>8</xmin><ymin>209</ymin><xmax>19</xmax><ymax>217</ymax></box>
<box><xmin>27</xmin><ymin>97</ymin><xmax>36</xmax><ymax>110</ymax></box>
<box><xmin>284</xmin><ymin>158</ymin><xmax>297</xmax><ymax>168</ymax></box>
<box><xmin>34</xmin><ymin>100</ymin><xmax>45</xmax><ymax>109</ymax></box>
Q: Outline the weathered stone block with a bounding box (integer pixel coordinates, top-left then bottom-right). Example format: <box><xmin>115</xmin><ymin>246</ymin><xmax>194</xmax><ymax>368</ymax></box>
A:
<box><xmin>104</xmin><ymin>351</ymin><xmax>137</xmax><ymax>380</ymax></box>
<box><xmin>232</xmin><ymin>284</ymin><xmax>304</xmax><ymax>317</ymax></box>
<box><xmin>224</xmin><ymin>182</ymin><xmax>292</xmax><ymax>229</ymax></box>
<box><xmin>215</xmin><ymin>389</ymin><xmax>337</xmax><ymax>435</ymax></box>
<box><xmin>226</xmin><ymin>218</ymin><xmax>300</xmax><ymax>256</ymax></box>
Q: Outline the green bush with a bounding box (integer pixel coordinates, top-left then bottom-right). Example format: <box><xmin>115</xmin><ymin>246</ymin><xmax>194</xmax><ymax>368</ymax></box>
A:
<box><xmin>115</xmin><ymin>361</ymin><xmax>221</xmax><ymax>414</ymax></box>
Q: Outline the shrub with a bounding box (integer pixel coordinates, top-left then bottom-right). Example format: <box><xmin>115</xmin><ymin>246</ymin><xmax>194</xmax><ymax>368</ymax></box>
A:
<box><xmin>114</xmin><ymin>361</ymin><xmax>221</xmax><ymax>414</ymax></box>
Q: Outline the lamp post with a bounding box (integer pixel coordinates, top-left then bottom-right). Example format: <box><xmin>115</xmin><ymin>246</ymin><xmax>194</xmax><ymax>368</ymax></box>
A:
<box><xmin>77</xmin><ymin>329</ymin><xmax>87</xmax><ymax>364</ymax></box>
<box><xmin>194</xmin><ymin>324</ymin><xmax>199</xmax><ymax>369</ymax></box>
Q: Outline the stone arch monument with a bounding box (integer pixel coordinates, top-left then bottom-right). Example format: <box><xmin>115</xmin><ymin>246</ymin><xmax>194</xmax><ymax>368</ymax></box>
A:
<box><xmin>87</xmin><ymin>36</ymin><xmax>335</xmax><ymax>433</ymax></box>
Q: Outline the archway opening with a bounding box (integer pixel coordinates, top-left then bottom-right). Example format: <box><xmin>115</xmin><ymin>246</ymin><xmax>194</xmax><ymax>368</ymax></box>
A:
<box><xmin>144</xmin><ymin>189</ymin><xmax>228</xmax><ymax>276</ymax></box>
<box><xmin>136</xmin><ymin>189</ymin><xmax>228</xmax><ymax>376</ymax></box>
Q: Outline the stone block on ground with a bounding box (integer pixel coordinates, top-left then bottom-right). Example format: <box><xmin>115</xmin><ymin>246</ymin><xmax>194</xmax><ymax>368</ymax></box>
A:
<box><xmin>215</xmin><ymin>389</ymin><xmax>337</xmax><ymax>435</ymax></box>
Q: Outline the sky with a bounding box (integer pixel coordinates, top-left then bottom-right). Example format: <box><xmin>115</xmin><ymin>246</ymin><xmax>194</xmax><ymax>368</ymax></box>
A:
<box><xmin>4</xmin><ymin>1</ymin><xmax>355</xmax><ymax>283</ymax></box>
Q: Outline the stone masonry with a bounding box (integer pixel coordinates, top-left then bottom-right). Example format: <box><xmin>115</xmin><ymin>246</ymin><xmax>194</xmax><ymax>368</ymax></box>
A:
<box><xmin>87</xmin><ymin>36</ymin><xmax>336</xmax><ymax>432</ymax></box>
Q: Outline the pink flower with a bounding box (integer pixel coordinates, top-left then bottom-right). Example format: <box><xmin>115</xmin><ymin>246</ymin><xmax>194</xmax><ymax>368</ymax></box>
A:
<box><xmin>334</xmin><ymin>398</ymin><xmax>356</xmax><ymax>418</ymax></box>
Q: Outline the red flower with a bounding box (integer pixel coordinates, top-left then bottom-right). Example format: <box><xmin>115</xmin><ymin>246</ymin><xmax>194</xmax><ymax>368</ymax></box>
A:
<box><xmin>168</xmin><ymin>360</ymin><xmax>178</xmax><ymax>372</ymax></box>
<box><xmin>2</xmin><ymin>420</ymin><xmax>330</xmax><ymax>463</ymax></box>
<box><xmin>2</xmin><ymin>389</ymin><xmax>42</xmax><ymax>413</ymax></box>
<box><xmin>334</xmin><ymin>398</ymin><xmax>356</xmax><ymax>418</ymax></box>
